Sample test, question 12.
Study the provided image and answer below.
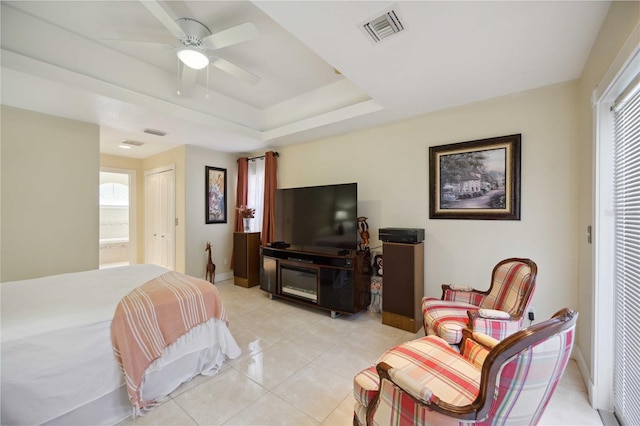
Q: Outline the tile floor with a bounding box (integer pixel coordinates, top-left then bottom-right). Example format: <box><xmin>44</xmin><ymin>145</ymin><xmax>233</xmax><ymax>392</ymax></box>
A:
<box><xmin>121</xmin><ymin>279</ymin><xmax>603</xmax><ymax>425</ymax></box>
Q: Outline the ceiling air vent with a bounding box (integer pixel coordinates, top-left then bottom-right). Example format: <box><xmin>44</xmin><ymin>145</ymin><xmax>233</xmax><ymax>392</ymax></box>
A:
<box><xmin>144</xmin><ymin>128</ymin><xmax>167</xmax><ymax>136</ymax></box>
<box><xmin>362</xmin><ymin>9</ymin><xmax>404</xmax><ymax>43</ymax></box>
<box><xmin>120</xmin><ymin>139</ymin><xmax>145</xmax><ymax>147</ymax></box>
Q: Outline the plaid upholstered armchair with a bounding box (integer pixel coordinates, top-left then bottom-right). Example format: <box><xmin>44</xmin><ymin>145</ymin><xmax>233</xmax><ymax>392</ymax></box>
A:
<box><xmin>353</xmin><ymin>308</ymin><xmax>577</xmax><ymax>426</ymax></box>
<box><xmin>421</xmin><ymin>258</ymin><xmax>537</xmax><ymax>345</ymax></box>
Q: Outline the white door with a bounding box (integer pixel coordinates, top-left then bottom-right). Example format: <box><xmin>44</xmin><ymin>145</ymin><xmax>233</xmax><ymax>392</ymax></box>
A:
<box><xmin>145</xmin><ymin>166</ymin><xmax>175</xmax><ymax>270</ymax></box>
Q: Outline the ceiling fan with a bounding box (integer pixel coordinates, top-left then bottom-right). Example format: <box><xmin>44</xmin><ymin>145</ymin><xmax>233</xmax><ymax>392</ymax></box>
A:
<box><xmin>137</xmin><ymin>0</ymin><xmax>260</xmax><ymax>95</ymax></box>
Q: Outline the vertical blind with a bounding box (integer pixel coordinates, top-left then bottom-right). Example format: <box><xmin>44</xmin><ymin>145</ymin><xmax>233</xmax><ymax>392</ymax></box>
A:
<box><xmin>614</xmin><ymin>76</ymin><xmax>640</xmax><ymax>426</ymax></box>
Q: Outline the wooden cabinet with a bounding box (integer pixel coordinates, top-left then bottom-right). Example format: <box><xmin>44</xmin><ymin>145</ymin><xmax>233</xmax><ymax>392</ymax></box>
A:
<box><xmin>233</xmin><ymin>232</ymin><xmax>261</xmax><ymax>287</ymax></box>
<box><xmin>382</xmin><ymin>242</ymin><xmax>424</xmax><ymax>332</ymax></box>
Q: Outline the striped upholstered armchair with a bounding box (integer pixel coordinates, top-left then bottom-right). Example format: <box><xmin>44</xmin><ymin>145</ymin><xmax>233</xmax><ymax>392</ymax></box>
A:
<box><xmin>421</xmin><ymin>258</ymin><xmax>537</xmax><ymax>345</ymax></box>
<box><xmin>353</xmin><ymin>308</ymin><xmax>577</xmax><ymax>426</ymax></box>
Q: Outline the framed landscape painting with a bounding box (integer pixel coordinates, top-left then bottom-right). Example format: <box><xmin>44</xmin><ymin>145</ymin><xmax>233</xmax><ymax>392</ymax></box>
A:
<box><xmin>429</xmin><ymin>134</ymin><xmax>521</xmax><ymax>220</ymax></box>
<box><xmin>205</xmin><ymin>166</ymin><xmax>227</xmax><ymax>224</ymax></box>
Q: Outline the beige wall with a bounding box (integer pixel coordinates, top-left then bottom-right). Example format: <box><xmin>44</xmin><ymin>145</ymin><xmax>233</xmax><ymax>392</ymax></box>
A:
<box><xmin>1</xmin><ymin>106</ymin><xmax>99</xmax><ymax>281</ymax></box>
<box><xmin>185</xmin><ymin>145</ymin><xmax>237</xmax><ymax>280</ymax></box>
<box><xmin>278</xmin><ymin>81</ymin><xmax>580</xmax><ymax>326</ymax></box>
<box><xmin>576</xmin><ymin>0</ymin><xmax>639</xmax><ymax>393</ymax></box>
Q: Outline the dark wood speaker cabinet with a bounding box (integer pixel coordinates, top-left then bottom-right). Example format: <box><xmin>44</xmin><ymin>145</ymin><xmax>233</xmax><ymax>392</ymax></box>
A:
<box><xmin>233</xmin><ymin>232</ymin><xmax>261</xmax><ymax>287</ymax></box>
<box><xmin>382</xmin><ymin>242</ymin><xmax>424</xmax><ymax>332</ymax></box>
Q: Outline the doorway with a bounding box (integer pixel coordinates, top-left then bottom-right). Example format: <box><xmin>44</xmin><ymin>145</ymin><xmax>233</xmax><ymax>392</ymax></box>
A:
<box><xmin>593</xmin><ymin>27</ymin><xmax>639</xmax><ymax>420</ymax></box>
<box><xmin>99</xmin><ymin>168</ymin><xmax>137</xmax><ymax>268</ymax></box>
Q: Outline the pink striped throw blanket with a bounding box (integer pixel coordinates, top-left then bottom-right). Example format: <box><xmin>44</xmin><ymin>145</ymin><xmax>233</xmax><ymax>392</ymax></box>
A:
<box><xmin>111</xmin><ymin>271</ymin><xmax>228</xmax><ymax>410</ymax></box>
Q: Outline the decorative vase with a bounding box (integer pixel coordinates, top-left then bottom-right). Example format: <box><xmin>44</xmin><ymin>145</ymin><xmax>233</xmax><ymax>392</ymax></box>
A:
<box><xmin>243</xmin><ymin>217</ymin><xmax>252</xmax><ymax>233</ymax></box>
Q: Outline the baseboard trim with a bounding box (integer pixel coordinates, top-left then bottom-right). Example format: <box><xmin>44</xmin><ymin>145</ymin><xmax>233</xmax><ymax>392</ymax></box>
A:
<box><xmin>573</xmin><ymin>345</ymin><xmax>596</xmax><ymax>406</ymax></box>
<box><xmin>215</xmin><ymin>271</ymin><xmax>234</xmax><ymax>283</ymax></box>
<box><xmin>598</xmin><ymin>409</ymin><xmax>619</xmax><ymax>426</ymax></box>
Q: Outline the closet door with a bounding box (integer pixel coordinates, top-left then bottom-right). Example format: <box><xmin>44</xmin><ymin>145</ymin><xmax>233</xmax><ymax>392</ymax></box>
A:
<box><xmin>145</xmin><ymin>167</ymin><xmax>175</xmax><ymax>270</ymax></box>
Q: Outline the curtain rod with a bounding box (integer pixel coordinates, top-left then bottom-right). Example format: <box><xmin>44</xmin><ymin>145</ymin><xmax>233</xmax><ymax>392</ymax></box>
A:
<box><xmin>246</xmin><ymin>152</ymin><xmax>279</xmax><ymax>161</ymax></box>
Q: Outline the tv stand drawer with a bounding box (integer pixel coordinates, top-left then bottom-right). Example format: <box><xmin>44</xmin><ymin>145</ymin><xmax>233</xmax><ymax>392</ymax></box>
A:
<box><xmin>262</xmin><ymin>247</ymin><xmax>353</xmax><ymax>268</ymax></box>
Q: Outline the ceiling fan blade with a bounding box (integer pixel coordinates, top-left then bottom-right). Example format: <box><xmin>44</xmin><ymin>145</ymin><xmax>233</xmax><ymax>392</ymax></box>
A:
<box><xmin>203</xmin><ymin>22</ymin><xmax>258</xmax><ymax>50</ymax></box>
<box><xmin>178</xmin><ymin>62</ymin><xmax>198</xmax><ymax>96</ymax></box>
<box><xmin>102</xmin><ymin>39</ymin><xmax>176</xmax><ymax>50</ymax></box>
<box><xmin>210</xmin><ymin>57</ymin><xmax>260</xmax><ymax>85</ymax></box>
<box><xmin>139</xmin><ymin>0</ymin><xmax>186</xmax><ymax>40</ymax></box>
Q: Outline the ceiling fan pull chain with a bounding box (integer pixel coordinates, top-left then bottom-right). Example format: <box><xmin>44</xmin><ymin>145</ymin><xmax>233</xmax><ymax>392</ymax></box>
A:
<box><xmin>206</xmin><ymin>65</ymin><xmax>210</xmax><ymax>99</ymax></box>
<box><xmin>176</xmin><ymin>59</ymin><xmax>181</xmax><ymax>96</ymax></box>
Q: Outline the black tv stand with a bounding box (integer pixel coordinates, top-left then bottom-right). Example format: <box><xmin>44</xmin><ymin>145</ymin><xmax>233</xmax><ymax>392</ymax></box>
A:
<box><xmin>268</xmin><ymin>241</ymin><xmax>290</xmax><ymax>249</ymax></box>
<box><xmin>260</xmin><ymin>246</ymin><xmax>371</xmax><ymax>317</ymax></box>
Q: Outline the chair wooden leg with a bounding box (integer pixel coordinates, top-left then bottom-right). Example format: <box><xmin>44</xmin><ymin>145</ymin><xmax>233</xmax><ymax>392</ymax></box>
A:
<box><xmin>353</xmin><ymin>413</ymin><xmax>360</xmax><ymax>426</ymax></box>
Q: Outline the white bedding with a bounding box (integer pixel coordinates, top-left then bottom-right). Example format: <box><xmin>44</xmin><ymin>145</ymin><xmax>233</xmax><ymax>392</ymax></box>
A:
<box><xmin>1</xmin><ymin>265</ymin><xmax>241</xmax><ymax>425</ymax></box>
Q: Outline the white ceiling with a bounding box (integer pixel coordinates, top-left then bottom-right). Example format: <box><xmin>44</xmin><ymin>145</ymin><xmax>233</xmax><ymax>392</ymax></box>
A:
<box><xmin>1</xmin><ymin>1</ymin><xmax>610</xmax><ymax>159</ymax></box>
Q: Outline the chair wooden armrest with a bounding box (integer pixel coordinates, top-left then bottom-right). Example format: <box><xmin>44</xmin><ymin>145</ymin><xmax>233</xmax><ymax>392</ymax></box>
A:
<box><xmin>460</xmin><ymin>328</ymin><xmax>500</xmax><ymax>351</ymax></box>
<box><xmin>466</xmin><ymin>310</ymin><xmax>524</xmax><ymax>341</ymax></box>
<box><xmin>374</xmin><ymin>361</ymin><xmax>479</xmax><ymax>421</ymax></box>
<box><xmin>467</xmin><ymin>310</ymin><xmax>515</xmax><ymax>322</ymax></box>
<box><xmin>373</xmin><ymin>361</ymin><xmax>474</xmax><ymax>421</ymax></box>
<box><xmin>441</xmin><ymin>284</ymin><xmax>489</xmax><ymax>302</ymax></box>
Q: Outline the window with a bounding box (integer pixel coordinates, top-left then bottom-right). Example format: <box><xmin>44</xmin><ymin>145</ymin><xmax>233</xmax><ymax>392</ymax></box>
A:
<box><xmin>246</xmin><ymin>158</ymin><xmax>265</xmax><ymax>233</ymax></box>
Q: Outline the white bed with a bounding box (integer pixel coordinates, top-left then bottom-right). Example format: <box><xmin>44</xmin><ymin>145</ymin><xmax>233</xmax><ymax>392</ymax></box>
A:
<box><xmin>1</xmin><ymin>264</ymin><xmax>241</xmax><ymax>425</ymax></box>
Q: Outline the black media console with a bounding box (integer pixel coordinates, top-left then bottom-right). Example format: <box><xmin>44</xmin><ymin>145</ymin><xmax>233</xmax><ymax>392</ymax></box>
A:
<box><xmin>260</xmin><ymin>246</ymin><xmax>371</xmax><ymax>318</ymax></box>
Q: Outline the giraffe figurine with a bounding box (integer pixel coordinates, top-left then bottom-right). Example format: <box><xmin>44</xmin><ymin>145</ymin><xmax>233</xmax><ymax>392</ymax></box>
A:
<box><xmin>205</xmin><ymin>242</ymin><xmax>216</xmax><ymax>284</ymax></box>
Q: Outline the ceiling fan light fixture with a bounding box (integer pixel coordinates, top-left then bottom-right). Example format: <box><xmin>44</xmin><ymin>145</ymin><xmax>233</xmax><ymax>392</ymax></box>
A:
<box><xmin>177</xmin><ymin>48</ymin><xmax>209</xmax><ymax>70</ymax></box>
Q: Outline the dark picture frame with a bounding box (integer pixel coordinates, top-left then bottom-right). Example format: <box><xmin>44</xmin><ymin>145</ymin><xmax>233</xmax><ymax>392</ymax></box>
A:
<box><xmin>205</xmin><ymin>166</ymin><xmax>227</xmax><ymax>224</ymax></box>
<box><xmin>429</xmin><ymin>134</ymin><xmax>521</xmax><ymax>220</ymax></box>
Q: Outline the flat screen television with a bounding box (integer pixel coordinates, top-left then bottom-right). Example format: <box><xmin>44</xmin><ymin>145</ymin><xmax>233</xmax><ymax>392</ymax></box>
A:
<box><xmin>274</xmin><ymin>183</ymin><xmax>358</xmax><ymax>252</ymax></box>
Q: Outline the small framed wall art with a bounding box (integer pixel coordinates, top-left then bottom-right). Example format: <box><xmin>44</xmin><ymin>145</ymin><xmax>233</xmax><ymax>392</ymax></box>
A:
<box><xmin>205</xmin><ymin>166</ymin><xmax>227</xmax><ymax>224</ymax></box>
<box><xmin>429</xmin><ymin>134</ymin><xmax>521</xmax><ymax>220</ymax></box>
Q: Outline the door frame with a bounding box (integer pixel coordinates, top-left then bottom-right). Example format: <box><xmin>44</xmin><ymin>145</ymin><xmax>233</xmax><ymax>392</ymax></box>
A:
<box><xmin>591</xmin><ymin>24</ymin><xmax>639</xmax><ymax>411</ymax></box>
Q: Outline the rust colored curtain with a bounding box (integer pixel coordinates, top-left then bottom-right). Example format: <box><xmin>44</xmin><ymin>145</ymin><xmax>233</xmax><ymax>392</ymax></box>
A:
<box><xmin>235</xmin><ymin>157</ymin><xmax>249</xmax><ymax>233</ymax></box>
<box><xmin>261</xmin><ymin>151</ymin><xmax>278</xmax><ymax>245</ymax></box>
<box><xmin>231</xmin><ymin>157</ymin><xmax>248</xmax><ymax>269</ymax></box>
